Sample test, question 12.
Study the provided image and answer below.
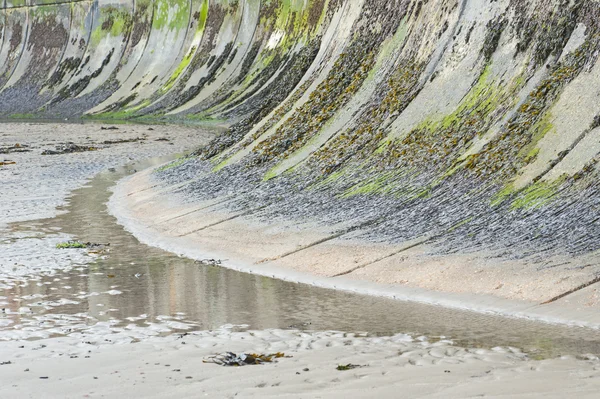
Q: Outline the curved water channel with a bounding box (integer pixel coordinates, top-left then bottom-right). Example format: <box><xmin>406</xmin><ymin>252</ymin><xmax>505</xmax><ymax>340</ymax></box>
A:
<box><xmin>3</xmin><ymin>155</ymin><xmax>600</xmax><ymax>360</ymax></box>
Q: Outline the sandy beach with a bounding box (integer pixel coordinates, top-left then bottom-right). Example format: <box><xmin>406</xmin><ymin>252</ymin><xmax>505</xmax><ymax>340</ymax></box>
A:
<box><xmin>0</xmin><ymin>123</ymin><xmax>599</xmax><ymax>398</ymax></box>
<box><xmin>2</xmin><ymin>328</ymin><xmax>600</xmax><ymax>399</ymax></box>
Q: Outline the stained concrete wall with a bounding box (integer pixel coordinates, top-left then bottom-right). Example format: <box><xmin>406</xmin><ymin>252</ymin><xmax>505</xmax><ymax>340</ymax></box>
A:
<box><xmin>2</xmin><ymin>0</ymin><xmax>600</xmax><ymax>264</ymax></box>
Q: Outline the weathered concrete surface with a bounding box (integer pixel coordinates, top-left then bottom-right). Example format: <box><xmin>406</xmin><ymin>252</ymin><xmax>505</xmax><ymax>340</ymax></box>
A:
<box><xmin>4</xmin><ymin>1</ymin><xmax>600</xmax><ymax>306</ymax></box>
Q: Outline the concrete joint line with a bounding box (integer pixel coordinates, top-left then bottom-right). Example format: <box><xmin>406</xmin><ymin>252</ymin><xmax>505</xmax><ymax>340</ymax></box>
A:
<box><xmin>255</xmin><ymin>231</ymin><xmax>347</xmax><ymax>265</ymax></box>
<box><xmin>154</xmin><ymin>196</ymin><xmax>234</xmax><ymax>226</ymax></box>
<box><xmin>177</xmin><ymin>205</ymin><xmax>267</xmax><ymax>237</ymax></box>
<box><xmin>127</xmin><ymin>174</ymin><xmax>205</xmax><ymax>197</ymax></box>
<box><xmin>330</xmin><ymin>211</ymin><xmax>489</xmax><ymax>278</ymax></box>
<box><xmin>541</xmin><ymin>273</ymin><xmax>600</xmax><ymax>305</ymax></box>
<box><xmin>127</xmin><ymin>183</ymin><xmax>162</xmax><ymax>197</ymax></box>
<box><xmin>332</xmin><ymin>235</ymin><xmax>433</xmax><ymax>278</ymax></box>
<box><xmin>254</xmin><ymin>215</ymin><xmax>389</xmax><ymax>265</ymax></box>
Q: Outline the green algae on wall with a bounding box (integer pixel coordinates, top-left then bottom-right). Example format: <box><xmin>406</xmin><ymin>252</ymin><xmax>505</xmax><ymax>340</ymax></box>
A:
<box><xmin>90</xmin><ymin>6</ymin><xmax>133</xmax><ymax>46</ymax></box>
<box><xmin>152</xmin><ymin>0</ymin><xmax>190</xmax><ymax>31</ymax></box>
<box><xmin>159</xmin><ymin>0</ymin><xmax>210</xmax><ymax>94</ymax></box>
<box><xmin>509</xmin><ymin>177</ymin><xmax>566</xmax><ymax>210</ymax></box>
<box><xmin>2</xmin><ymin>0</ymin><xmax>600</xmax><ymax>261</ymax></box>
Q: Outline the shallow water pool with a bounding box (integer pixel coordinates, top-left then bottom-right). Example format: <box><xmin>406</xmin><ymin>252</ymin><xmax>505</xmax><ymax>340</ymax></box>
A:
<box><xmin>2</xmin><ymin>156</ymin><xmax>600</xmax><ymax>359</ymax></box>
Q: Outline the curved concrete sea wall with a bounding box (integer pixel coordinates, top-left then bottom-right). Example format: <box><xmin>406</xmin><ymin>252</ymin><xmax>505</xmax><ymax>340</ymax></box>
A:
<box><xmin>3</xmin><ymin>1</ymin><xmax>600</xmax><ymax>280</ymax></box>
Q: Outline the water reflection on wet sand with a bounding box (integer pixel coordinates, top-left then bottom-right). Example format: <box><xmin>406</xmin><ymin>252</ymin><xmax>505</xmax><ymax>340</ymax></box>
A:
<box><xmin>2</xmin><ymin>160</ymin><xmax>600</xmax><ymax>359</ymax></box>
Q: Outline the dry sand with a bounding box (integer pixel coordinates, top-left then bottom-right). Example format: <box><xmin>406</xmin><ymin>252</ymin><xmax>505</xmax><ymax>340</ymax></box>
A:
<box><xmin>1</xmin><ymin>328</ymin><xmax>600</xmax><ymax>399</ymax></box>
<box><xmin>2</xmin><ymin>122</ymin><xmax>600</xmax><ymax>398</ymax></box>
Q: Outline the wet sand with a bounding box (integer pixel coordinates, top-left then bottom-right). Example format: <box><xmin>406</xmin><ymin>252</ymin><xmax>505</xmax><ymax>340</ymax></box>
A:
<box><xmin>0</xmin><ymin>122</ymin><xmax>212</xmax><ymax>277</ymax></box>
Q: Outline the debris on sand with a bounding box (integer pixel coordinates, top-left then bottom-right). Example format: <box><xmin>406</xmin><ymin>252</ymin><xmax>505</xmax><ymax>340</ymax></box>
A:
<box><xmin>102</xmin><ymin>137</ymin><xmax>146</xmax><ymax>145</ymax></box>
<box><xmin>196</xmin><ymin>259</ymin><xmax>222</xmax><ymax>267</ymax></box>
<box><xmin>42</xmin><ymin>143</ymin><xmax>98</xmax><ymax>155</ymax></box>
<box><xmin>56</xmin><ymin>241</ymin><xmax>87</xmax><ymax>249</ymax></box>
<box><xmin>0</xmin><ymin>143</ymin><xmax>31</xmax><ymax>154</ymax></box>
<box><xmin>0</xmin><ymin>160</ymin><xmax>16</xmax><ymax>166</ymax></box>
<box><xmin>203</xmin><ymin>352</ymin><xmax>289</xmax><ymax>366</ymax></box>
<box><xmin>336</xmin><ymin>364</ymin><xmax>366</xmax><ymax>371</ymax></box>
<box><xmin>100</xmin><ymin>126</ymin><xmax>119</xmax><ymax>130</ymax></box>
<box><xmin>56</xmin><ymin>241</ymin><xmax>110</xmax><ymax>250</ymax></box>
<box><xmin>288</xmin><ymin>322</ymin><xmax>312</xmax><ymax>329</ymax></box>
